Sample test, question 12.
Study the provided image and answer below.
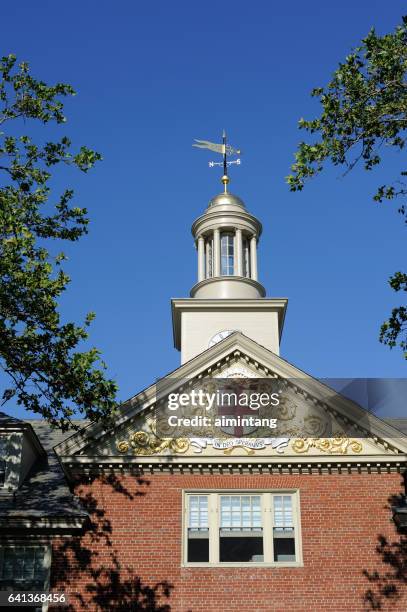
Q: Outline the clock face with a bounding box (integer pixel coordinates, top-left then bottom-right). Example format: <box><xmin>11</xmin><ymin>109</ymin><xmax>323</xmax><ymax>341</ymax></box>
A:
<box><xmin>208</xmin><ymin>329</ymin><xmax>238</xmax><ymax>348</ymax></box>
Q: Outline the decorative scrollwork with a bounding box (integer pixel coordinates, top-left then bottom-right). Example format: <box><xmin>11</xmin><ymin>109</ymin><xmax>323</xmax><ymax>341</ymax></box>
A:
<box><xmin>117</xmin><ymin>440</ymin><xmax>129</xmax><ymax>453</ymax></box>
<box><xmin>117</xmin><ymin>424</ymin><xmax>190</xmax><ymax>456</ymax></box>
<box><xmin>292</xmin><ymin>435</ymin><xmax>363</xmax><ymax>455</ymax></box>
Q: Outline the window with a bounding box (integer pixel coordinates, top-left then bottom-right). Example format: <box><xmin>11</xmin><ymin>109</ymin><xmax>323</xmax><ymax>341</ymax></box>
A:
<box><xmin>243</xmin><ymin>237</ymin><xmax>250</xmax><ymax>278</ymax></box>
<box><xmin>206</xmin><ymin>238</ymin><xmax>213</xmax><ymax>279</ymax></box>
<box><xmin>220</xmin><ymin>495</ymin><xmax>263</xmax><ymax>562</ymax></box>
<box><xmin>0</xmin><ymin>546</ymin><xmax>49</xmax><ymax>589</ymax></box>
<box><xmin>273</xmin><ymin>494</ymin><xmax>296</xmax><ymax>562</ymax></box>
<box><xmin>0</xmin><ymin>460</ymin><xmax>5</xmax><ymax>487</ymax></box>
<box><xmin>184</xmin><ymin>491</ymin><xmax>301</xmax><ymax>566</ymax></box>
<box><xmin>187</xmin><ymin>495</ymin><xmax>209</xmax><ymax>562</ymax></box>
<box><xmin>0</xmin><ymin>436</ymin><xmax>8</xmax><ymax>487</ymax></box>
<box><xmin>221</xmin><ymin>233</ymin><xmax>234</xmax><ymax>275</ymax></box>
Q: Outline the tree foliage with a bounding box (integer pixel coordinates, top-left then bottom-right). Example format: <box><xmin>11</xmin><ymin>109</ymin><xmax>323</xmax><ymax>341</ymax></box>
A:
<box><xmin>287</xmin><ymin>18</ymin><xmax>407</xmax><ymax>359</ymax></box>
<box><xmin>0</xmin><ymin>54</ymin><xmax>118</xmax><ymax>429</ymax></box>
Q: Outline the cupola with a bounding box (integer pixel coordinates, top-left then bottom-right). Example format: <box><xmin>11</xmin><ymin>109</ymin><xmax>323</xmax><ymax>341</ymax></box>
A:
<box><xmin>190</xmin><ymin>176</ymin><xmax>266</xmax><ymax>299</ymax></box>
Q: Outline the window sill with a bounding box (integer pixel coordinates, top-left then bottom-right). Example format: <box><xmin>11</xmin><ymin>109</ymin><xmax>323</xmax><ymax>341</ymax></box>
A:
<box><xmin>181</xmin><ymin>562</ymin><xmax>303</xmax><ymax>568</ymax></box>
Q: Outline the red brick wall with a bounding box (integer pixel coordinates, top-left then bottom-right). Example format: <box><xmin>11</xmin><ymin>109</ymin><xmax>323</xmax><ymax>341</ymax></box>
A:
<box><xmin>51</xmin><ymin>471</ymin><xmax>407</xmax><ymax>611</ymax></box>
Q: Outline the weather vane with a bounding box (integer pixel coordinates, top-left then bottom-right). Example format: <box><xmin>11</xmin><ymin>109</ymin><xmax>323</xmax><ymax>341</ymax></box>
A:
<box><xmin>192</xmin><ymin>130</ymin><xmax>241</xmax><ymax>193</ymax></box>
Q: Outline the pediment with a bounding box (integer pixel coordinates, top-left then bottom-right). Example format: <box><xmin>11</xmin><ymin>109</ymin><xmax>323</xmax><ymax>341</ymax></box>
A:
<box><xmin>54</xmin><ymin>333</ymin><xmax>407</xmax><ymax>465</ymax></box>
<box><xmin>0</xmin><ymin>416</ymin><xmax>45</xmax><ymax>490</ymax></box>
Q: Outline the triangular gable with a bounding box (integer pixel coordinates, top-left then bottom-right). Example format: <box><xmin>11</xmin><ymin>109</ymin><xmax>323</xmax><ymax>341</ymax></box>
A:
<box><xmin>54</xmin><ymin>332</ymin><xmax>407</xmax><ymax>463</ymax></box>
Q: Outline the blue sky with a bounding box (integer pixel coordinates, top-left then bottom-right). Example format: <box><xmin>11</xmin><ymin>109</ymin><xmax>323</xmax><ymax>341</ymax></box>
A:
<box><xmin>2</xmin><ymin>1</ymin><xmax>406</xmax><ymax>419</ymax></box>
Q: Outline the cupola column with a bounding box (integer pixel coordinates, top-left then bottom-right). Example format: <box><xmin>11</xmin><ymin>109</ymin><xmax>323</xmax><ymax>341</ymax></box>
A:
<box><xmin>235</xmin><ymin>228</ymin><xmax>243</xmax><ymax>276</ymax></box>
<box><xmin>205</xmin><ymin>240</ymin><xmax>211</xmax><ymax>278</ymax></box>
<box><xmin>250</xmin><ymin>234</ymin><xmax>258</xmax><ymax>281</ymax></box>
<box><xmin>213</xmin><ymin>228</ymin><xmax>221</xmax><ymax>277</ymax></box>
<box><xmin>197</xmin><ymin>235</ymin><xmax>205</xmax><ymax>282</ymax></box>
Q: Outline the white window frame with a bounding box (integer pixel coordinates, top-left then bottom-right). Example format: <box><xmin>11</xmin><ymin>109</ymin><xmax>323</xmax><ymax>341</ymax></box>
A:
<box><xmin>182</xmin><ymin>490</ymin><xmax>303</xmax><ymax>567</ymax></box>
<box><xmin>0</xmin><ymin>543</ymin><xmax>51</xmax><ymax>611</ymax></box>
<box><xmin>0</xmin><ymin>543</ymin><xmax>51</xmax><ymax>585</ymax></box>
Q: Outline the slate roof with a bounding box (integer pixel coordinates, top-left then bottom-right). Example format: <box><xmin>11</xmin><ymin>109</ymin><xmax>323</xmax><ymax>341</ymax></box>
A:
<box><xmin>0</xmin><ymin>412</ymin><xmax>23</xmax><ymax>426</ymax></box>
<box><xmin>0</xmin><ymin>418</ymin><xmax>88</xmax><ymax>521</ymax></box>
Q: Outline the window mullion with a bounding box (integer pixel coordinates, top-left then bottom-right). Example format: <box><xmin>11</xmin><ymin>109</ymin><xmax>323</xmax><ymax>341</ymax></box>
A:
<box><xmin>0</xmin><ymin>547</ymin><xmax>4</xmax><ymax>579</ymax></box>
<box><xmin>263</xmin><ymin>493</ymin><xmax>273</xmax><ymax>563</ymax></box>
<box><xmin>22</xmin><ymin>546</ymin><xmax>26</xmax><ymax>581</ymax></box>
<box><xmin>43</xmin><ymin>545</ymin><xmax>51</xmax><ymax>592</ymax></box>
<box><xmin>209</xmin><ymin>493</ymin><xmax>218</xmax><ymax>564</ymax></box>
<box><xmin>293</xmin><ymin>494</ymin><xmax>300</xmax><ymax>562</ymax></box>
<box><xmin>183</xmin><ymin>496</ymin><xmax>188</xmax><ymax>564</ymax></box>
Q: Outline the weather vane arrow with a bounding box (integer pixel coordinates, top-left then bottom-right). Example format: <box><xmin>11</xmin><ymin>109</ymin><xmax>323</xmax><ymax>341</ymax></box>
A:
<box><xmin>192</xmin><ymin>130</ymin><xmax>242</xmax><ymax>192</ymax></box>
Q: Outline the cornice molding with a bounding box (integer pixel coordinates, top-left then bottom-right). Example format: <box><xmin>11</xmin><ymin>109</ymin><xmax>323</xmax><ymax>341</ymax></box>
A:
<box><xmin>0</xmin><ymin>516</ymin><xmax>87</xmax><ymax>532</ymax></box>
<box><xmin>191</xmin><ymin>208</ymin><xmax>262</xmax><ymax>238</ymax></box>
<box><xmin>63</xmin><ymin>455</ymin><xmax>406</xmax><ymax>477</ymax></box>
<box><xmin>171</xmin><ymin>300</ymin><xmax>287</xmax><ymax>349</ymax></box>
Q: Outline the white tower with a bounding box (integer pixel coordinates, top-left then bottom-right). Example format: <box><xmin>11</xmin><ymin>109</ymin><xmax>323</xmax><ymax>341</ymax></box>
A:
<box><xmin>172</xmin><ymin>137</ymin><xmax>287</xmax><ymax>364</ymax></box>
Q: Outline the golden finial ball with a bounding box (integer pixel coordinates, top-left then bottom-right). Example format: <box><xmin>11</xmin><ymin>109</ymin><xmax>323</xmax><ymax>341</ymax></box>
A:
<box><xmin>221</xmin><ymin>174</ymin><xmax>230</xmax><ymax>185</ymax></box>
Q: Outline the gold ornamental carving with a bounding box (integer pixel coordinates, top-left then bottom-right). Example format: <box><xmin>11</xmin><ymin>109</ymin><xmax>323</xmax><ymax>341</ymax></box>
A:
<box><xmin>292</xmin><ymin>436</ymin><xmax>363</xmax><ymax>455</ymax></box>
<box><xmin>117</xmin><ymin>425</ymin><xmax>189</xmax><ymax>456</ymax></box>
